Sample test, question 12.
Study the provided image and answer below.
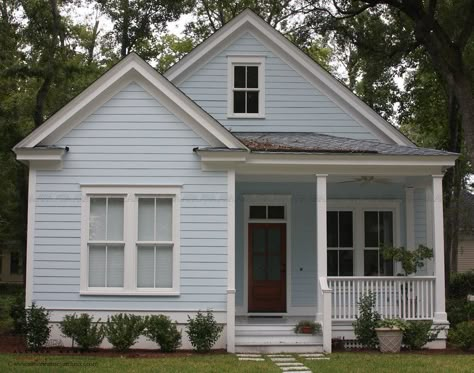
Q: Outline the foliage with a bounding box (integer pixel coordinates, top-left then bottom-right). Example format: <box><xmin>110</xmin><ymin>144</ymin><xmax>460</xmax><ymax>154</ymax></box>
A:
<box><xmin>376</xmin><ymin>318</ymin><xmax>407</xmax><ymax>331</ymax></box>
<box><xmin>60</xmin><ymin>313</ymin><xmax>104</xmax><ymax>351</ymax></box>
<box><xmin>446</xmin><ymin>298</ymin><xmax>474</xmax><ymax>326</ymax></box>
<box><xmin>402</xmin><ymin>321</ymin><xmax>439</xmax><ymax>350</ymax></box>
<box><xmin>104</xmin><ymin>313</ymin><xmax>145</xmax><ymax>352</ymax></box>
<box><xmin>448</xmin><ymin>271</ymin><xmax>474</xmax><ymax>299</ymax></box>
<box><xmin>24</xmin><ymin>303</ymin><xmax>51</xmax><ymax>352</ymax></box>
<box><xmin>449</xmin><ymin>321</ymin><xmax>474</xmax><ymax>350</ymax></box>
<box><xmin>381</xmin><ymin>245</ymin><xmax>433</xmax><ymax>276</ymax></box>
<box><xmin>294</xmin><ymin>320</ymin><xmax>321</xmax><ymax>335</ymax></box>
<box><xmin>353</xmin><ymin>292</ymin><xmax>381</xmax><ymax>349</ymax></box>
<box><xmin>186</xmin><ymin>310</ymin><xmax>223</xmax><ymax>353</ymax></box>
<box><xmin>145</xmin><ymin>315</ymin><xmax>182</xmax><ymax>352</ymax></box>
<box><xmin>8</xmin><ymin>290</ymin><xmax>26</xmax><ymax>335</ymax></box>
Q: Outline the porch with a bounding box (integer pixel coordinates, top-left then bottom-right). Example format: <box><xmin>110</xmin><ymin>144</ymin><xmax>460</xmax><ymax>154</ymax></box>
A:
<box><xmin>229</xmin><ymin>174</ymin><xmax>447</xmax><ymax>353</ymax></box>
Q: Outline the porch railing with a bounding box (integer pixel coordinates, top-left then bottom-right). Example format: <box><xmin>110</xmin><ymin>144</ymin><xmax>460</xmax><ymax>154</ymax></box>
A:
<box><xmin>328</xmin><ymin>276</ymin><xmax>436</xmax><ymax>321</ymax></box>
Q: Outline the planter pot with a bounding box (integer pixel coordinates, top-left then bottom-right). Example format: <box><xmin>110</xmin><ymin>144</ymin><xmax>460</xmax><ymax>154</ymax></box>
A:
<box><xmin>375</xmin><ymin>327</ymin><xmax>403</xmax><ymax>353</ymax></box>
<box><xmin>299</xmin><ymin>326</ymin><xmax>313</xmax><ymax>334</ymax></box>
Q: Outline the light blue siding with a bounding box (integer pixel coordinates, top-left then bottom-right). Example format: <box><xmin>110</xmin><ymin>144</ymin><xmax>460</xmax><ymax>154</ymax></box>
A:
<box><xmin>178</xmin><ymin>32</ymin><xmax>378</xmax><ymax>139</ymax></box>
<box><xmin>33</xmin><ymin>82</ymin><xmax>228</xmax><ymax>311</ymax></box>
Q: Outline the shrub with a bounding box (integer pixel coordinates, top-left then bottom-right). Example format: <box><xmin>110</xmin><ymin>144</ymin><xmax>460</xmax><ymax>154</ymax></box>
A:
<box><xmin>186</xmin><ymin>310</ymin><xmax>223</xmax><ymax>353</ymax></box>
<box><xmin>448</xmin><ymin>271</ymin><xmax>474</xmax><ymax>299</ymax></box>
<box><xmin>145</xmin><ymin>315</ymin><xmax>182</xmax><ymax>352</ymax></box>
<box><xmin>449</xmin><ymin>321</ymin><xmax>474</xmax><ymax>350</ymax></box>
<box><xmin>402</xmin><ymin>320</ymin><xmax>439</xmax><ymax>350</ymax></box>
<box><xmin>9</xmin><ymin>291</ymin><xmax>26</xmax><ymax>335</ymax></box>
<box><xmin>353</xmin><ymin>292</ymin><xmax>380</xmax><ymax>349</ymax></box>
<box><xmin>24</xmin><ymin>303</ymin><xmax>51</xmax><ymax>352</ymax></box>
<box><xmin>60</xmin><ymin>313</ymin><xmax>104</xmax><ymax>351</ymax></box>
<box><xmin>446</xmin><ymin>298</ymin><xmax>474</xmax><ymax>326</ymax></box>
<box><xmin>105</xmin><ymin>313</ymin><xmax>145</xmax><ymax>352</ymax></box>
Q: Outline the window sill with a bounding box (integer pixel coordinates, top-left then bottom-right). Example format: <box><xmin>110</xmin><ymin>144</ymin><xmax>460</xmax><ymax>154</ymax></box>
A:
<box><xmin>80</xmin><ymin>290</ymin><xmax>180</xmax><ymax>297</ymax></box>
<box><xmin>227</xmin><ymin>114</ymin><xmax>265</xmax><ymax>119</ymax></box>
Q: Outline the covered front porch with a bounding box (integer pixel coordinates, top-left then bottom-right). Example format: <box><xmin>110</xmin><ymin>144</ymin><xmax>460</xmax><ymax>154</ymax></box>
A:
<box><xmin>229</xmin><ymin>173</ymin><xmax>447</xmax><ymax>353</ymax></box>
<box><xmin>196</xmin><ymin>133</ymin><xmax>455</xmax><ymax>353</ymax></box>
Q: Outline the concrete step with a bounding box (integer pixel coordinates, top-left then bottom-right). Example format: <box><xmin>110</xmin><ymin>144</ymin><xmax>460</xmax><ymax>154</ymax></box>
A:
<box><xmin>235</xmin><ymin>343</ymin><xmax>323</xmax><ymax>354</ymax></box>
<box><xmin>236</xmin><ymin>334</ymin><xmax>322</xmax><ymax>345</ymax></box>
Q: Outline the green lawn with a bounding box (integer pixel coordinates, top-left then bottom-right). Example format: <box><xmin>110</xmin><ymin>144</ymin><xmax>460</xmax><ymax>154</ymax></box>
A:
<box><xmin>0</xmin><ymin>352</ymin><xmax>473</xmax><ymax>373</ymax></box>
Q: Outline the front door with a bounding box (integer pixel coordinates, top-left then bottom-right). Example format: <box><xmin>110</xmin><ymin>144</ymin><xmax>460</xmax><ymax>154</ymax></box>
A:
<box><xmin>248</xmin><ymin>223</ymin><xmax>286</xmax><ymax>312</ymax></box>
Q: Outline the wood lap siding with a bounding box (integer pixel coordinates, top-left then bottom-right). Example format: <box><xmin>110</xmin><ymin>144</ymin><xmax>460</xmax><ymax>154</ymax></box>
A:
<box><xmin>33</xmin><ymin>83</ymin><xmax>228</xmax><ymax>311</ymax></box>
<box><xmin>178</xmin><ymin>32</ymin><xmax>377</xmax><ymax>139</ymax></box>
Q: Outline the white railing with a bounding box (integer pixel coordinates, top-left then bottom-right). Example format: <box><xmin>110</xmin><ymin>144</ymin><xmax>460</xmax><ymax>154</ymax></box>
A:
<box><xmin>319</xmin><ymin>276</ymin><xmax>333</xmax><ymax>353</ymax></box>
<box><xmin>328</xmin><ymin>276</ymin><xmax>436</xmax><ymax>321</ymax></box>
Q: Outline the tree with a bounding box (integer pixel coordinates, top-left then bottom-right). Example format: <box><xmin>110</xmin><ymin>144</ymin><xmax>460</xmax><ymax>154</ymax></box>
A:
<box><xmin>308</xmin><ymin>0</ymin><xmax>474</xmax><ymax>170</ymax></box>
<box><xmin>97</xmin><ymin>0</ymin><xmax>191</xmax><ymax>59</ymax></box>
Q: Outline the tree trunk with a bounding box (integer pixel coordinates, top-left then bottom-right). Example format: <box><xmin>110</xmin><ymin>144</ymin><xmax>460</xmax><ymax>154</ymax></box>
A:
<box><xmin>120</xmin><ymin>0</ymin><xmax>130</xmax><ymax>57</ymax></box>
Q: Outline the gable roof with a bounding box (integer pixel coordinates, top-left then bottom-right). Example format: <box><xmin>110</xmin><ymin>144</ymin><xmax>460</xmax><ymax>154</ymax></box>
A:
<box><xmin>14</xmin><ymin>53</ymin><xmax>246</xmax><ymax>151</ymax></box>
<box><xmin>165</xmin><ymin>9</ymin><xmax>413</xmax><ymax>147</ymax></box>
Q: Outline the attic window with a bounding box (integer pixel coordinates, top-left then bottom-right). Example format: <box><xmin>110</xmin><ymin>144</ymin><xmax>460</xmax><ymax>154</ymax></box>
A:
<box><xmin>228</xmin><ymin>56</ymin><xmax>265</xmax><ymax>118</ymax></box>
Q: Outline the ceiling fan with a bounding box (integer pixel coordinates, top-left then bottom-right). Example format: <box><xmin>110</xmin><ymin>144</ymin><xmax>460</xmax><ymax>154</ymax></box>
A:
<box><xmin>335</xmin><ymin>176</ymin><xmax>394</xmax><ymax>185</ymax></box>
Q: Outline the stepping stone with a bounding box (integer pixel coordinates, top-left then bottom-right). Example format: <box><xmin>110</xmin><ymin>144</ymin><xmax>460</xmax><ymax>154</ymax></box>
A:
<box><xmin>282</xmin><ymin>371</ymin><xmax>311</xmax><ymax>373</ymax></box>
<box><xmin>267</xmin><ymin>354</ymin><xmax>292</xmax><ymax>357</ymax></box>
<box><xmin>276</xmin><ymin>362</ymin><xmax>304</xmax><ymax>367</ymax></box>
<box><xmin>271</xmin><ymin>358</ymin><xmax>296</xmax><ymax>362</ymax></box>
<box><xmin>299</xmin><ymin>353</ymin><xmax>324</xmax><ymax>357</ymax></box>
<box><xmin>237</xmin><ymin>354</ymin><xmax>262</xmax><ymax>357</ymax></box>
<box><xmin>305</xmin><ymin>357</ymin><xmax>330</xmax><ymax>360</ymax></box>
<box><xmin>238</xmin><ymin>357</ymin><xmax>265</xmax><ymax>361</ymax></box>
<box><xmin>280</xmin><ymin>367</ymin><xmax>311</xmax><ymax>371</ymax></box>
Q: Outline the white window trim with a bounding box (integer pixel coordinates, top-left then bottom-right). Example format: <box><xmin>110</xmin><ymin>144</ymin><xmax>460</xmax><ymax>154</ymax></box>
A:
<box><xmin>80</xmin><ymin>185</ymin><xmax>181</xmax><ymax>296</ymax></box>
<box><xmin>227</xmin><ymin>56</ymin><xmax>265</xmax><ymax>118</ymax></box>
<box><xmin>328</xmin><ymin>200</ymin><xmax>401</xmax><ymax>276</ymax></box>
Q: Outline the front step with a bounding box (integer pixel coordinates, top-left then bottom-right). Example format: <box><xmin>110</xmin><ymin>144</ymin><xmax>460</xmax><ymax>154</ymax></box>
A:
<box><xmin>235</xmin><ymin>321</ymin><xmax>323</xmax><ymax>353</ymax></box>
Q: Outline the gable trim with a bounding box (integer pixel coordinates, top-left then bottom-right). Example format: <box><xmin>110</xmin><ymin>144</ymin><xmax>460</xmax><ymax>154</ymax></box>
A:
<box><xmin>14</xmin><ymin>53</ymin><xmax>247</xmax><ymax>151</ymax></box>
<box><xmin>165</xmin><ymin>9</ymin><xmax>412</xmax><ymax>146</ymax></box>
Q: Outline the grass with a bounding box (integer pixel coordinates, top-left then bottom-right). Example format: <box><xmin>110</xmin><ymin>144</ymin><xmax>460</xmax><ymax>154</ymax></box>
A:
<box><xmin>0</xmin><ymin>352</ymin><xmax>473</xmax><ymax>372</ymax></box>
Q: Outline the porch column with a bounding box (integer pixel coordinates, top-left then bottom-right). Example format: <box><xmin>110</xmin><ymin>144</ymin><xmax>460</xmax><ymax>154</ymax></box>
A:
<box><xmin>316</xmin><ymin>174</ymin><xmax>327</xmax><ymax>321</ymax></box>
<box><xmin>227</xmin><ymin>169</ymin><xmax>236</xmax><ymax>353</ymax></box>
<box><xmin>432</xmin><ymin>175</ymin><xmax>447</xmax><ymax>323</ymax></box>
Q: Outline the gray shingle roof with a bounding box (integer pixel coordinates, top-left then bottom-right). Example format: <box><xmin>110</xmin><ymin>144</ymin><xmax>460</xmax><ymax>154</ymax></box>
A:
<box><xmin>229</xmin><ymin>132</ymin><xmax>457</xmax><ymax>156</ymax></box>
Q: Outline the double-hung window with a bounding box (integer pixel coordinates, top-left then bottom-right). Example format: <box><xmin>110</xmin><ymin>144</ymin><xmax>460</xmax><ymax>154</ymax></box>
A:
<box><xmin>327</xmin><ymin>211</ymin><xmax>354</xmax><ymax>276</ymax></box>
<box><xmin>228</xmin><ymin>56</ymin><xmax>265</xmax><ymax>117</ymax></box>
<box><xmin>81</xmin><ymin>186</ymin><xmax>180</xmax><ymax>295</ymax></box>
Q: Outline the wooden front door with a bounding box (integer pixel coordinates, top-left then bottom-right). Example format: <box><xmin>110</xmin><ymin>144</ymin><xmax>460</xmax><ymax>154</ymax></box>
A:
<box><xmin>248</xmin><ymin>223</ymin><xmax>286</xmax><ymax>312</ymax></box>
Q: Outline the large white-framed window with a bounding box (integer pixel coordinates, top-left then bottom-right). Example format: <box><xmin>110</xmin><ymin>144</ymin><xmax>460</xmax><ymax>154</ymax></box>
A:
<box><xmin>227</xmin><ymin>56</ymin><xmax>265</xmax><ymax>118</ymax></box>
<box><xmin>80</xmin><ymin>186</ymin><xmax>181</xmax><ymax>295</ymax></box>
<box><xmin>327</xmin><ymin>200</ymin><xmax>400</xmax><ymax>277</ymax></box>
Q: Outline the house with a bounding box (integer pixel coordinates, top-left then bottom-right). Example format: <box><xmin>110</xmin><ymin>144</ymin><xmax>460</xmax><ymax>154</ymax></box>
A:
<box><xmin>457</xmin><ymin>191</ymin><xmax>474</xmax><ymax>273</ymax></box>
<box><xmin>13</xmin><ymin>9</ymin><xmax>457</xmax><ymax>353</ymax></box>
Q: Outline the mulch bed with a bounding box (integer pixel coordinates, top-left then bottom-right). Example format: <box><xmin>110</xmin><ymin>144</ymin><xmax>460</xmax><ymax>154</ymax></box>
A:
<box><xmin>0</xmin><ymin>335</ymin><xmax>227</xmax><ymax>357</ymax></box>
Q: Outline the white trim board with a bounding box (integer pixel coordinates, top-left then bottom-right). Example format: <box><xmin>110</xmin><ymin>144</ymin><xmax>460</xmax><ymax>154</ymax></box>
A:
<box><xmin>165</xmin><ymin>9</ymin><xmax>413</xmax><ymax>146</ymax></box>
<box><xmin>25</xmin><ymin>168</ymin><xmax>36</xmax><ymax>307</ymax></box>
<box><xmin>242</xmin><ymin>194</ymin><xmax>292</xmax><ymax>315</ymax></box>
<box><xmin>13</xmin><ymin>53</ymin><xmax>246</xmax><ymax>151</ymax></box>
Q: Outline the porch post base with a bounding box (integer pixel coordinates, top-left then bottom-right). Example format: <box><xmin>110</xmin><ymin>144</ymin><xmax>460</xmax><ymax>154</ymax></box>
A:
<box><xmin>227</xmin><ymin>288</ymin><xmax>236</xmax><ymax>353</ymax></box>
<box><xmin>433</xmin><ymin>311</ymin><xmax>448</xmax><ymax>323</ymax></box>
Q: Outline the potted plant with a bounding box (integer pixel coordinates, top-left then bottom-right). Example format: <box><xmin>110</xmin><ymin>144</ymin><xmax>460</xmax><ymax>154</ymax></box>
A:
<box><xmin>294</xmin><ymin>320</ymin><xmax>321</xmax><ymax>335</ymax></box>
<box><xmin>375</xmin><ymin>319</ymin><xmax>407</xmax><ymax>353</ymax></box>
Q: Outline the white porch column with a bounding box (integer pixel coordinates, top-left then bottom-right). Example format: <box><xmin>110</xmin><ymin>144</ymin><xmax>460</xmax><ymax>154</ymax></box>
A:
<box><xmin>316</xmin><ymin>174</ymin><xmax>327</xmax><ymax>321</ymax></box>
<box><xmin>405</xmin><ymin>187</ymin><xmax>415</xmax><ymax>250</ymax></box>
<box><xmin>432</xmin><ymin>175</ymin><xmax>447</xmax><ymax>322</ymax></box>
<box><xmin>226</xmin><ymin>169</ymin><xmax>236</xmax><ymax>353</ymax></box>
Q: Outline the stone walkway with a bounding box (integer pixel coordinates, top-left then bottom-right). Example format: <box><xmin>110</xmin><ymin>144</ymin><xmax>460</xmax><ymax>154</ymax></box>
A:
<box><xmin>236</xmin><ymin>353</ymin><xmax>330</xmax><ymax>372</ymax></box>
